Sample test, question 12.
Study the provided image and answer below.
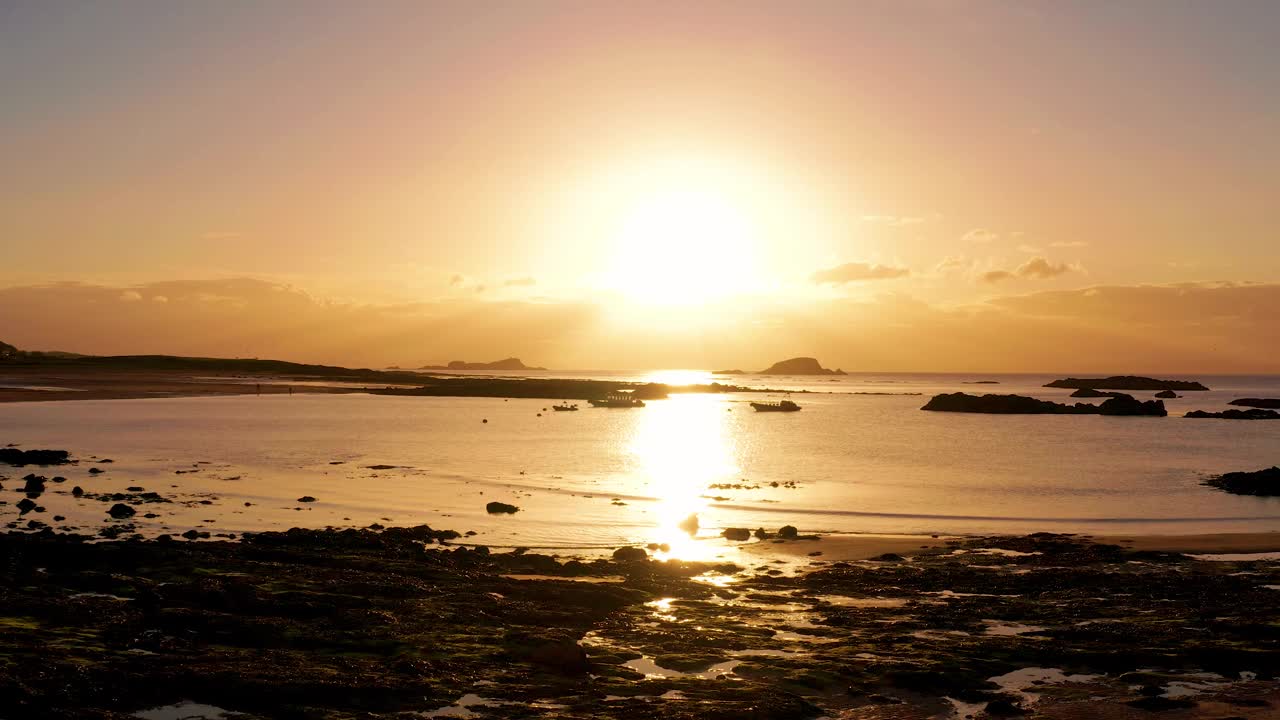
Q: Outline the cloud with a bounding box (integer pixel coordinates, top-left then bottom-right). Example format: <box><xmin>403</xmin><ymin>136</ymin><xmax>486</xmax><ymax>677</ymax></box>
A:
<box><xmin>2</xmin><ymin>277</ymin><xmax>1279</xmax><ymax>373</ymax></box>
<box><xmin>119</xmin><ymin>290</ymin><xmax>143</xmax><ymax>302</ymax></box>
<box><xmin>503</xmin><ymin>276</ymin><xmax>537</xmax><ymax>287</ymax></box>
<box><xmin>963</xmin><ymin>228</ymin><xmax>999</xmax><ymax>244</ymax></box>
<box><xmin>860</xmin><ymin>215</ymin><xmax>927</xmax><ymax>227</ymax></box>
<box><xmin>811</xmin><ymin>262</ymin><xmax>910</xmax><ymax>285</ymax></box>
<box><xmin>982</xmin><ymin>257</ymin><xmax>1075</xmax><ymax>283</ymax></box>
<box><xmin>449</xmin><ymin>274</ymin><xmax>465</xmax><ymax>286</ymax></box>
<box><xmin>1049</xmin><ymin>241</ymin><xmax>1089</xmax><ymax>248</ymax></box>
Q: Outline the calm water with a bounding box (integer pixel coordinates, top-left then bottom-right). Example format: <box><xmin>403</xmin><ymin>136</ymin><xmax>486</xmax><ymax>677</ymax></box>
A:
<box><xmin>1</xmin><ymin>372</ymin><xmax>1278</xmax><ymax>556</ymax></box>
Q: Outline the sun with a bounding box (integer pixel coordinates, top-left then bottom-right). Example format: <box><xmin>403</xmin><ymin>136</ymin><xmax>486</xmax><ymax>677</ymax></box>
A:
<box><xmin>600</xmin><ymin>171</ymin><xmax>764</xmax><ymax>306</ymax></box>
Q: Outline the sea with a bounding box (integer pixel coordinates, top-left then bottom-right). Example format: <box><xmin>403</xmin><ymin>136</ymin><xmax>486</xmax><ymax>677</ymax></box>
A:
<box><xmin>2</xmin><ymin>371</ymin><xmax>1278</xmax><ymax>558</ymax></box>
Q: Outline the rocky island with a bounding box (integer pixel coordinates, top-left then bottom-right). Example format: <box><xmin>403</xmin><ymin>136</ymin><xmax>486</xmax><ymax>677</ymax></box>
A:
<box><xmin>1230</xmin><ymin>398</ymin><xmax>1280</xmax><ymax>409</ymax></box>
<box><xmin>1185</xmin><ymin>408</ymin><xmax>1280</xmax><ymax>420</ymax></box>
<box><xmin>758</xmin><ymin>357</ymin><xmax>846</xmax><ymax>375</ymax></box>
<box><xmin>922</xmin><ymin>392</ymin><xmax>1167</xmax><ymax>416</ymax></box>
<box><xmin>420</xmin><ymin>358</ymin><xmax>548</xmax><ymax>371</ymax></box>
<box><xmin>1045</xmin><ymin>376</ymin><xmax>1209</xmax><ymax>391</ymax></box>
<box><xmin>1203</xmin><ymin>466</ymin><xmax>1280</xmax><ymax>496</ymax></box>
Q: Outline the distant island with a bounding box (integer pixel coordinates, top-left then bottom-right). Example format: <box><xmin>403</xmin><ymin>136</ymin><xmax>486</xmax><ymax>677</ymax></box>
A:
<box><xmin>758</xmin><ymin>357</ymin><xmax>846</xmax><ymax>375</ymax></box>
<box><xmin>420</xmin><ymin>358</ymin><xmax>547</xmax><ymax>371</ymax></box>
<box><xmin>1045</xmin><ymin>376</ymin><xmax>1209</xmax><ymax>391</ymax></box>
<box><xmin>1230</xmin><ymin>398</ymin><xmax>1280</xmax><ymax>409</ymax></box>
<box><xmin>922</xmin><ymin>392</ymin><xmax>1167</xmax><ymax>416</ymax></box>
<box><xmin>712</xmin><ymin>369</ymin><xmax>745</xmax><ymax>375</ymax></box>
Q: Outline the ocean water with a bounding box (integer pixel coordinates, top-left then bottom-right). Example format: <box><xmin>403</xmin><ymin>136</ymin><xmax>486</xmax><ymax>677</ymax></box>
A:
<box><xmin>1</xmin><ymin>372</ymin><xmax>1277</xmax><ymax>556</ymax></box>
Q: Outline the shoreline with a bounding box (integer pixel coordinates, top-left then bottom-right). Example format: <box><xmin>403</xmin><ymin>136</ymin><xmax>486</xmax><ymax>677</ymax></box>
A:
<box><xmin>3</xmin><ymin>524</ymin><xmax>1277</xmax><ymax>718</ymax></box>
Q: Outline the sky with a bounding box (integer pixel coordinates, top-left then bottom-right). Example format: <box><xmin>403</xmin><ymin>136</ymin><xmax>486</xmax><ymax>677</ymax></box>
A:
<box><xmin>1</xmin><ymin>1</ymin><xmax>1278</xmax><ymax>372</ymax></box>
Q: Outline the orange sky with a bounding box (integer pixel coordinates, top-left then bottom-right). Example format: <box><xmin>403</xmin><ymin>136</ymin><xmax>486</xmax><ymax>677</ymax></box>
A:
<box><xmin>1</xmin><ymin>2</ymin><xmax>1277</xmax><ymax>371</ymax></box>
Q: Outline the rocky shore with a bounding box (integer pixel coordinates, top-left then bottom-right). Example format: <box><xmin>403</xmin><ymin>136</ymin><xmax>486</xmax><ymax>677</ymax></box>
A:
<box><xmin>2</xmin><ymin>527</ymin><xmax>1278</xmax><ymax>718</ymax></box>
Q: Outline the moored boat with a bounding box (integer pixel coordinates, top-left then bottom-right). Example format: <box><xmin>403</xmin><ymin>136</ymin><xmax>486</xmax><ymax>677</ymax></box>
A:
<box><xmin>588</xmin><ymin>392</ymin><xmax>645</xmax><ymax>408</ymax></box>
<box><xmin>750</xmin><ymin>399</ymin><xmax>801</xmax><ymax>412</ymax></box>
<box><xmin>552</xmin><ymin>403</ymin><xmax>579</xmax><ymax>411</ymax></box>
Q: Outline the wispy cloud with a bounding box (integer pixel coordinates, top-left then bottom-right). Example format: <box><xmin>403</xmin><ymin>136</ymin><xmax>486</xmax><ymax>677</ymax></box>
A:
<box><xmin>983</xmin><ymin>256</ymin><xmax>1076</xmax><ymax>283</ymax></box>
<box><xmin>963</xmin><ymin>228</ymin><xmax>999</xmax><ymax>244</ymax></box>
<box><xmin>812</xmin><ymin>262</ymin><xmax>910</xmax><ymax>285</ymax></box>
<box><xmin>503</xmin><ymin>276</ymin><xmax>537</xmax><ymax>287</ymax></box>
<box><xmin>860</xmin><ymin>215</ymin><xmax>927</xmax><ymax>227</ymax></box>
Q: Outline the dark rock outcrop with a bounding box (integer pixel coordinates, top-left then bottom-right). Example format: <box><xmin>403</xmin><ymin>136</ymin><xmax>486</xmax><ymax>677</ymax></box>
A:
<box><xmin>0</xmin><ymin>448</ymin><xmax>71</xmax><ymax>467</ymax></box>
<box><xmin>1185</xmin><ymin>408</ymin><xmax>1280</xmax><ymax>420</ymax></box>
<box><xmin>922</xmin><ymin>393</ymin><xmax>1166</xmax><ymax>416</ymax></box>
<box><xmin>1203</xmin><ymin>467</ymin><xmax>1280</xmax><ymax>496</ymax></box>
<box><xmin>759</xmin><ymin>357</ymin><xmax>846</xmax><ymax>375</ymax></box>
<box><xmin>1045</xmin><ymin>376</ymin><xmax>1208</xmax><ymax>391</ymax></box>
<box><xmin>611</xmin><ymin>546</ymin><xmax>647</xmax><ymax>562</ymax></box>
<box><xmin>721</xmin><ymin>528</ymin><xmax>751</xmax><ymax>541</ymax></box>
<box><xmin>296</xmin><ymin>496</ymin><xmax>317</xmax><ymax>503</ymax></box>
<box><xmin>1229</xmin><ymin>398</ymin><xmax>1280</xmax><ymax>409</ymax></box>
<box><xmin>485</xmin><ymin>501</ymin><xmax>520</xmax><ymax>514</ymax></box>
<box><xmin>1154</xmin><ymin>390</ymin><xmax>1178</xmax><ymax>399</ymax></box>
<box><xmin>778</xmin><ymin>525</ymin><xmax>799</xmax><ymax>540</ymax></box>
<box><xmin>107</xmin><ymin>503</ymin><xmax>136</xmax><ymax>519</ymax></box>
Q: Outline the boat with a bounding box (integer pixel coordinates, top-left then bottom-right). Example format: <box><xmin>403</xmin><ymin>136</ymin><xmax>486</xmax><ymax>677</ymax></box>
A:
<box><xmin>588</xmin><ymin>392</ymin><xmax>645</xmax><ymax>408</ymax></box>
<box><xmin>750</xmin><ymin>399</ymin><xmax>801</xmax><ymax>412</ymax></box>
<box><xmin>552</xmin><ymin>403</ymin><xmax>579</xmax><ymax>411</ymax></box>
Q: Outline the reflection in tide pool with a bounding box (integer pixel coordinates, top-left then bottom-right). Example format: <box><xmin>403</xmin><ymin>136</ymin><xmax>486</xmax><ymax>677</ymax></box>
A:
<box><xmin>628</xmin><ymin>394</ymin><xmax>738</xmax><ymax>559</ymax></box>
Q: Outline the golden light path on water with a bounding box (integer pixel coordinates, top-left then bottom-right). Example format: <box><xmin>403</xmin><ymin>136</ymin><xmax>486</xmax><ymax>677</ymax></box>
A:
<box><xmin>628</xmin><ymin>382</ymin><xmax>740</xmax><ymax>562</ymax></box>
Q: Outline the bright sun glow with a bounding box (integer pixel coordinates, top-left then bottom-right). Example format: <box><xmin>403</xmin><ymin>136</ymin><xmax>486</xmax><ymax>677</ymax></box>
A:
<box><xmin>599</xmin><ymin>161</ymin><xmax>765</xmax><ymax>306</ymax></box>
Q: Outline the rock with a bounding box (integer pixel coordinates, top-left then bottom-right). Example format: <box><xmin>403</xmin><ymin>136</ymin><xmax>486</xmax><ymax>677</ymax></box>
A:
<box><xmin>677</xmin><ymin>513</ymin><xmax>699</xmax><ymax>535</ymax></box>
<box><xmin>778</xmin><ymin>525</ymin><xmax>799</xmax><ymax>540</ymax></box>
<box><xmin>71</xmin><ymin>486</ymin><xmax>84</xmax><ymax>497</ymax></box>
<box><xmin>1045</xmin><ymin>376</ymin><xmax>1208</xmax><ymax>391</ymax></box>
<box><xmin>182</xmin><ymin>529</ymin><xmax>201</xmax><ymax>539</ymax></box>
<box><xmin>1098</xmin><ymin>394</ymin><xmax>1168</xmax><ymax>416</ymax></box>
<box><xmin>297</xmin><ymin>496</ymin><xmax>317</xmax><ymax>503</ymax></box>
<box><xmin>1229</xmin><ymin>397</ymin><xmax>1280</xmax><ymax>409</ymax></box>
<box><xmin>107</xmin><ymin>503</ymin><xmax>136</xmax><ymax>519</ymax></box>
<box><xmin>51</xmin><ymin>476</ymin><xmax>66</xmax><ymax>483</ymax></box>
<box><xmin>759</xmin><ymin>357</ymin><xmax>846</xmax><ymax>375</ymax></box>
<box><xmin>21</xmin><ymin>474</ymin><xmax>46</xmax><ymax>494</ymax></box>
<box><xmin>921</xmin><ymin>392</ymin><xmax>1166</xmax><ymax>416</ymax></box>
<box><xmin>1154</xmin><ymin>390</ymin><xmax>1178</xmax><ymax>399</ymax></box>
<box><xmin>88</xmin><ymin>467</ymin><xmax>104</xmax><ymax>474</ymax></box>
<box><xmin>126</xmin><ymin>486</ymin><xmax>144</xmax><ymax>492</ymax></box>
<box><xmin>0</xmin><ymin>448</ymin><xmax>71</xmax><ymax>467</ymax></box>
<box><xmin>754</xmin><ymin>528</ymin><xmax>773</xmax><ymax>539</ymax></box>
<box><xmin>721</xmin><ymin>527</ymin><xmax>751</xmax><ymax>541</ymax></box>
<box><xmin>1186</xmin><ymin>408</ymin><xmax>1280</xmax><ymax>420</ymax></box>
<box><xmin>984</xmin><ymin>698</ymin><xmax>1027</xmax><ymax>716</ymax></box>
<box><xmin>16</xmin><ymin>497</ymin><xmax>36</xmax><ymax>514</ymax></box>
<box><xmin>1204</xmin><ymin>467</ymin><xmax>1280</xmax><ymax>496</ymax></box>
<box><xmin>485</xmin><ymin>501</ymin><xmax>519</xmax><ymax>514</ymax></box>
<box><xmin>612</xmin><ymin>546</ymin><xmax>648</xmax><ymax>562</ymax></box>
<box><xmin>873</xmin><ymin>553</ymin><xmax>904</xmax><ymax>561</ymax></box>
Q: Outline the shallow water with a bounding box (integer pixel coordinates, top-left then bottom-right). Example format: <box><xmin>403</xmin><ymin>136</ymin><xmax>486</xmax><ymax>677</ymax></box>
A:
<box><xmin>1</xmin><ymin>372</ymin><xmax>1278</xmax><ymax>552</ymax></box>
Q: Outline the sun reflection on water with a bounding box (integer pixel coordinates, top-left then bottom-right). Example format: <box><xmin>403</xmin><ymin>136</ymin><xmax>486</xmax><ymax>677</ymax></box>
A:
<box><xmin>628</xmin><ymin>394</ymin><xmax>739</xmax><ymax>560</ymax></box>
<box><xmin>643</xmin><ymin>369</ymin><xmax>714</xmax><ymax>386</ymax></box>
